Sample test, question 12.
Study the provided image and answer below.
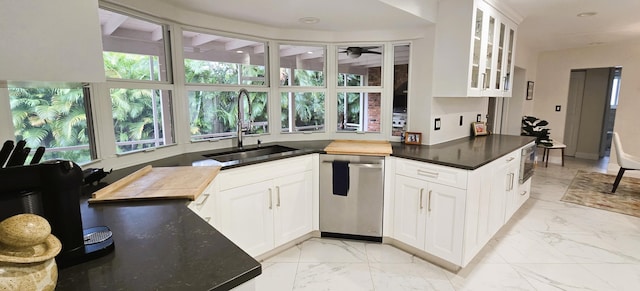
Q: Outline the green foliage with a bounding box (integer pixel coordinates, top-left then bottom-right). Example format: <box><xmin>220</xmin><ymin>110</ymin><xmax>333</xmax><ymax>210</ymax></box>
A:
<box><xmin>9</xmin><ymin>86</ymin><xmax>92</xmax><ymax>163</ymax></box>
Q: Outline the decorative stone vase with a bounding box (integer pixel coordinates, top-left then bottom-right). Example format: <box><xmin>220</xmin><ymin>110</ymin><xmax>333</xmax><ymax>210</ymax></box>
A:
<box><xmin>0</xmin><ymin>214</ymin><xmax>62</xmax><ymax>291</ymax></box>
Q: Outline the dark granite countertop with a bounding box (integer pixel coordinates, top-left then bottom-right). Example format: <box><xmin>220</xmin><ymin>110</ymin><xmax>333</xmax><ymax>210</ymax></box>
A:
<box><xmin>391</xmin><ymin>135</ymin><xmax>536</xmax><ymax>170</ymax></box>
<box><xmin>56</xmin><ymin>197</ymin><xmax>261</xmax><ymax>291</ymax></box>
<box><xmin>56</xmin><ymin>134</ymin><xmax>533</xmax><ymax>290</ymax></box>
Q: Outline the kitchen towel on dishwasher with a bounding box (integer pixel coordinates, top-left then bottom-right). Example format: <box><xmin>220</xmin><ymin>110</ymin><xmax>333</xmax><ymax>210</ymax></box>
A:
<box><xmin>332</xmin><ymin>160</ymin><xmax>350</xmax><ymax>196</ymax></box>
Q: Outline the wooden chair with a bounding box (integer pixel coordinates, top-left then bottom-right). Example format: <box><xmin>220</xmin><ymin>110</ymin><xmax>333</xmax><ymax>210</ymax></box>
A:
<box><xmin>611</xmin><ymin>132</ymin><xmax>640</xmax><ymax>193</ymax></box>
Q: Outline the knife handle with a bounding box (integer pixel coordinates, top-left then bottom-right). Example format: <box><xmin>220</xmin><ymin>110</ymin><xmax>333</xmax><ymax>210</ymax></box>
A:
<box><xmin>30</xmin><ymin>146</ymin><xmax>46</xmax><ymax>164</ymax></box>
<box><xmin>0</xmin><ymin>140</ymin><xmax>14</xmax><ymax>168</ymax></box>
<box><xmin>5</xmin><ymin>140</ymin><xmax>26</xmax><ymax>167</ymax></box>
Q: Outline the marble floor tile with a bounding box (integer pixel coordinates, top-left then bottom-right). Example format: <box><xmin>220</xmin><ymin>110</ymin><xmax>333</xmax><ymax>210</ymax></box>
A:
<box><xmin>255</xmin><ymin>262</ymin><xmax>298</xmax><ymax>291</ymax></box>
<box><xmin>446</xmin><ymin>263</ymin><xmax>535</xmax><ymax>290</ymax></box>
<box><xmin>512</xmin><ymin>263</ymin><xmax>617</xmax><ymax>290</ymax></box>
<box><xmin>298</xmin><ymin>237</ymin><xmax>368</xmax><ymax>263</ymax></box>
<box><xmin>294</xmin><ymin>262</ymin><xmax>373</xmax><ymax>291</ymax></box>
<box><xmin>253</xmin><ymin>156</ymin><xmax>640</xmax><ymax>290</ymax></box>
<box><xmin>581</xmin><ymin>263</ymin><xmax>640</xmax><ymax>291</ymax></box>
<box><xmin>369</xmin><ymin>262</ymin><xmax>453</xmax><ymax>291</ymax></box>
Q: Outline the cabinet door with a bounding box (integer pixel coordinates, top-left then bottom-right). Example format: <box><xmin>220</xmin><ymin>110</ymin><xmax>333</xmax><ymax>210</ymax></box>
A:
<box><xmin>425</xmin><ymin>183</ymin><xmax>465</xmax><ymax>264</ymax></box>
<box><xmin>489</xmin><ymin>161</ymin><xmax>510</xmax><ymax>236</ymax></box>
<box><xmin>393</xmin><ymin>175</ymin><xmax>427</xmax><ymax>249</ymax></box>
<box><xmin>217</xmin><ymin>180</ymin><xmax>274</xmax><ymax>257</ymax></box>
<box><xmin>273</xmin><ymin>171</ymin><xmax>313</xmax><ymax>247</ymax></box>
<box><xmin>468</xmin><ymin>4</ymin><xmax>487</xmax><ymax>96</ymax></box>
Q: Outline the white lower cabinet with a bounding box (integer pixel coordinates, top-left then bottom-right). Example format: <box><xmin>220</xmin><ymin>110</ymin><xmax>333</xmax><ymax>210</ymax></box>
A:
<box><xmin>393</xmin><ymin>145</ymin><xmax>531</xmax><ymax>268</ymax></box>
<box><xmin>217</xmin><ymin>180</ymin><xmax>275</xmax><ymax>256</ymax></box>
<box><xmin>393</xmin><ymin>173</ymin><xmax>465</xmax><ymax>264</ymax></box>
<box><xmin>189</xmin><ymin>155</ymin><xmax>315</xmax><ymax>258</ymax></box>
<box><xmin>217</xmin><ymin>170</ymin><xmax>313</xmax><ymax>257</ymax></box>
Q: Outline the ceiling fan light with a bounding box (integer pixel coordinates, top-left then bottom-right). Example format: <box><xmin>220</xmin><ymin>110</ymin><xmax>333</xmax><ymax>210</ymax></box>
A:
<box><xmin>577</xmin><ymin>12</ymin><xmax>597</xmax><ymax>17</ymax></box>
<box><xmin>299</xmin><ymin>17</ymin><xmax>320</xmax><ymax>24</ymax></box>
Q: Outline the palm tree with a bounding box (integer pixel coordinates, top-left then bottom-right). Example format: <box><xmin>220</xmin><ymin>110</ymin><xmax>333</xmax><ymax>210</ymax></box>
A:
<box><xmin>9</xmin><ymin>86</ymin><xmax>91</xmax><ymax>163</ymax></box>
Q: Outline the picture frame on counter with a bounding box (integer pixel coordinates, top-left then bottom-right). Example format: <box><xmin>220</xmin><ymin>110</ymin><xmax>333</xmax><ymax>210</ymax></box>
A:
<box><xmin>405</xmin><ymin>132</ymin><xmax>422</xmax><ymax>144</ymax></box>
<box><xmin>472</xmin><ymin>122</ymin><xmax>488</xmax><ymax>136</ymax></box>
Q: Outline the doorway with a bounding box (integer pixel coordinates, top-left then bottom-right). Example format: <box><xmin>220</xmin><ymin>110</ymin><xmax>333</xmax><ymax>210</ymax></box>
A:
<box><xmin>564</xmin><ymin>67</ymin><xmax>620</xmax><ymax>159</ymax></box>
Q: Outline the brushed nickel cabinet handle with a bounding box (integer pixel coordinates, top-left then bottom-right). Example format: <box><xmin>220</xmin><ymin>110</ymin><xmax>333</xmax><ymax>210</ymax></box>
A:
<box><xmin>520</xmin><ymin>190</ymin><xmax>527</xmax><ymax>196</ymax></box>
<box><xmin>428</xmin><ymin>190</ymin><xmax>432</xmax><ymax>212</ymax></box>
<box><xmin>276</xmin><ymin>186</ymin><xmax>281</xmax><ymax>207</ymax></box>
<box><xmin>506</xmin><ymin>157</ymin><xmax>515</xmax><ymax>162</ymax></box>
<box><xmin>417</xmin><ymin>169</ymin><xmax>439</xmax><ymax>178</ymax></box>
<box><xmin>268</xmin><ymin>188</ymin><xmax>273</xmax><ymax>209</ymax></box>
<box><xmin>419</xmin><ymin>188</ymin><xmax>424</xmax><ymax>209</ymax></box>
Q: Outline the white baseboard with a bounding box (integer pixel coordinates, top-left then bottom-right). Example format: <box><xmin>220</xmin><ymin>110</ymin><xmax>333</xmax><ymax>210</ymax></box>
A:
<box><xmin>575</xmin><ymin>152</ymin><xmax>599</xmax><ymax>160</ymax></box>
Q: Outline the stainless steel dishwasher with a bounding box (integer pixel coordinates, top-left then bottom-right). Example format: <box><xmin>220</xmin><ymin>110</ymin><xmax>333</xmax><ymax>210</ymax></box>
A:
<box><xmin>319</xmin><ymin>154</ymin><xmax>384</xmax><ymax>242</ymax></box>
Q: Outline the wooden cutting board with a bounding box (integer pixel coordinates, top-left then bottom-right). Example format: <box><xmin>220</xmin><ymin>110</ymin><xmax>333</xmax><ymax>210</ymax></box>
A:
<box><xmin>88</xmin><ymin>165</ymin><xmax>221</xmax><ymax>204</ymax></box>
<box><xmin>324</xmin><ymin>140</ymin><xmax>392</xmax><ymax>156</ymax></box>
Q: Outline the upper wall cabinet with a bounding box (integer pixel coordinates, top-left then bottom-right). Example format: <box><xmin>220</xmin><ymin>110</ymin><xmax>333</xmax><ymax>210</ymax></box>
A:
<box><xmin>0</xmin><ymin>0</ymin><xmax>105</xmax><ymax>82</ymax></box>
<box><xmin>432</xmin><ymin>0</ymin><xmax>518</xmax><ymax>98</ymax></box>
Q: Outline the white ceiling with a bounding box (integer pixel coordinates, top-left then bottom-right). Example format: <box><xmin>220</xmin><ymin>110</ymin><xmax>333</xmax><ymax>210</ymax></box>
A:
<box><xmin>154</xmin><ymin>0</ymin><xmax>640</xmax><ymax>53</ymax></box>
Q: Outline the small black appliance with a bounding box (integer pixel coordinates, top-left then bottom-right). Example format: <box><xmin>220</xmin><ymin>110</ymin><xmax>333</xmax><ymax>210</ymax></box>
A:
<box><xmin>0</xmin><ymin>160</ymin><xmax>114</xmax><ymax>268</ymax></box>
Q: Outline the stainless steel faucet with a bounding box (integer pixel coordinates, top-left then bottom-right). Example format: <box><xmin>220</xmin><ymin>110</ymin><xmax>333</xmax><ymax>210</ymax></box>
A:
<box><xmin>236</xmin><ymin>89</ymin><xmax>252</xmax><ymax>148</ymax></box>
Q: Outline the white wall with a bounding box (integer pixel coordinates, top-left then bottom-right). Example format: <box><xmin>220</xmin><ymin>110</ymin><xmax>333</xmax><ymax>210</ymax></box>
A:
<box><xmin>532</xmin><ymin>41</ymin><xmax>640</xmax><ymax>161</ymax></box>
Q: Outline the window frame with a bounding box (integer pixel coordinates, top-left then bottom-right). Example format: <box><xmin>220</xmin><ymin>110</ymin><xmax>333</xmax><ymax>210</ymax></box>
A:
<box><xmin>99</xmin><ymin>5</ymin><xmax>178</xmax><ymax>155</ymax></box>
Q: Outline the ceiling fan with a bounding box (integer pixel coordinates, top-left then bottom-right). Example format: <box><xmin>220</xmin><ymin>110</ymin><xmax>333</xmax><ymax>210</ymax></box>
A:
<box><xmin>339</xmin><ymin>46</ymin><xmax>381</xmax><ymax>59</ymax></box>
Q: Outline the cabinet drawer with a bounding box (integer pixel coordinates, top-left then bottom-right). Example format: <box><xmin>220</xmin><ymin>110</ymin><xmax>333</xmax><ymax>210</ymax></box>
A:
<box><xmin>395</xmin><ymin>158</ymin><xmax>468</xmax><ymax>189</ymax></box>
<box><xmin>491</xmin><ymin>149</ymin><xmax>520</xmax><ymax>168</ymax></box>
<box><xmin>218</xmin><ymin>154</ymin><xmax>314</xmax><ymax>191</ymax></box>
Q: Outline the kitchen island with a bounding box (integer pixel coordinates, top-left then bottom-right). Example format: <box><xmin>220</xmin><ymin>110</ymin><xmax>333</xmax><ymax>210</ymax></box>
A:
<box><xmin>55</xmin><ymin>134</ymin><xmax>535</xmax><ymax>289</ymax></box>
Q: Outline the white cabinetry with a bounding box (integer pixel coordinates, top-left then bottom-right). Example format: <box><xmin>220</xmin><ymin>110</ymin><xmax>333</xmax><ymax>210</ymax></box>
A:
<box><xmin>508</xmin><ymin>174</ymin><xmax>531</xmax><ymax>219</ymax></box>
<box><xmin>190</xmin><ymin>155</ymin><xmax>314</xmax><ymax>257</ymax></box>
<box><xmin>393</xmin><ymin>159</ymin><xmax>466</xmax><ymax>264</ymax></box>
<box><xmin>490</xmin><ymin>150</ymin><xmax>519</xmax><ymax>231</ymax></box>
<box><xmin>393</xmin><ymin>144</ymin><xmax>531</xmax><ymax>267</ymax></box>
<box><xmin>433</xmin><ymin>0</ymin><xmax>518</xmax><ymax>97</ymax></box>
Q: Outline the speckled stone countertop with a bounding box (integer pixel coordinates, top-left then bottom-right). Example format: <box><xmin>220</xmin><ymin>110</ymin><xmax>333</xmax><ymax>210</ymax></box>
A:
<box><xmin>55</xmin><ymin>134</ymin><xmax>533</xmax><ymax>290</ymax></box>
<box><xmin>56</xmin><ymin>197</ymin><xmax>261</xmax><ymax>291</ymax></box>
<box><xmin>391</xmin><ymin>134</ymin><xmax>537</xmax><ymax>170</ymax></box>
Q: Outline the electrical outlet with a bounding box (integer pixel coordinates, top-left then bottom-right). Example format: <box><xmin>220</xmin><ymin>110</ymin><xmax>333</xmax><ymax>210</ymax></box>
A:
<box><xmin>459</xmin><ymin>115</ymin><xmax>463</xmax><ymax>126</ymax></box>
<box><xmin>434</xmin><ymin>118</ymin><xmax>441</xmax><ymax>130</ymax></box>
<box><xmin>555</xmin><ymin>105</ymin><xmax>561</xmax><ymax>112</ymax></box>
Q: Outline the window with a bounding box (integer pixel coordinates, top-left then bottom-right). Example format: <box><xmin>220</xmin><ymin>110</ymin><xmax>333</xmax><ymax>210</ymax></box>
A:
<box><xmin>110</xmin><ymin>88</ymin><xmax>174</xmax><ymax>153</ymax></box>
<box><xmin>281</xmin><ymin>92</ymin><xmax>325</xmax><ymax>132</ymax></box>
<box><xmin>99</xmin><ymin>8</ymin><xmax>176</xmax><ymax>153</ymax></box>
<box><xmin>183</xmin><ymin>31</ymin><xmax>267</xmax><ymax>85</ymax></box>
<box><xmin>610</xmin><ymin>67</ymin><xmax>622</xmax><ymax>108</ymax></box>
<box><xmin>279</xmin><ymin>44</ymin><xmax>325</xmax><ymax>132</ymax></box>
<box><xmin>392</xmin><ymin>44</ymin><xmax>410</xmax><ymax>137</ymax></box>
<box><xmin>279</xmin><ymin>44</ymin><xmax>324</xmax><ymax>87</ymax></box>
<box><xmin>8</xmin><ymin>83</ymin><xmax>96</xmax><ymax>164</ymax></box>
<box><xmin>189</xmin><ymin>90</ymin><xmax>268</xmax><ymax>140</ymax></box>
<box><xmin>182</xmin><ymin>30</ymin><xmax>269</xmax><ymax>140</ymax></box>
<box><xmin>336</xmin><ymin>45</ymin><xmax>383</xmax><ymax>132</ymax></box>
<box><xmin>337</xmin><ymin>92</ymin><xmax>381</xmax><ymax>132</ymax></box>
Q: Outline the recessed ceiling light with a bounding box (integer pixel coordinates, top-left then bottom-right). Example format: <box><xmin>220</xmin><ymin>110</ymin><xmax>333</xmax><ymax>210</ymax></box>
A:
<box><xmin>577</xmin><ymin>12</ymin><xmax>597</xmax><ymax>17</ymax></box>
<box><xmin>236</xmin><ymin>50</ymin><xmax>243</xmax><ymax>54</ymax></box>
<box><xmin>299</xmin><ymin>17</ymin><xmax>320</xmax><ymax>24</ymax></box>
<box><xmin>307</xmin><ymin>51</ymin><xmax>313</xmax><ymax>54</ymax></box>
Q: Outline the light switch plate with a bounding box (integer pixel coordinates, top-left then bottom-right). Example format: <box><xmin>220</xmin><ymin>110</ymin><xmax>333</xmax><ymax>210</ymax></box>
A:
<box><xmin>555</xmin><ymin>105</ymin><xmax>561</xmax><ymax>112</ymax></box>
<box><xmin>476</xmin><ymin>114</ymin><xmax>481</xmax><ymax>122</ymax></box>
<box><xmin>434</xmin><ymin>118</ymin><xmax>441</xmax><ymax>130</ymax></box>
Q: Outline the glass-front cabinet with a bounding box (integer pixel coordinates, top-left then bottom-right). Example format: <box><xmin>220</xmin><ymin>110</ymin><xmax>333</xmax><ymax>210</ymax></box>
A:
<box><xmin>433</xmin><ymin>0</ymin><xmax>518</xmax><ymax>98</ymax></box>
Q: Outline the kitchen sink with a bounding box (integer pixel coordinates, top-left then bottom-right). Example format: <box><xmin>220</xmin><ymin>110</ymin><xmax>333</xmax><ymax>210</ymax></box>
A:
<box><xmin>203</xmin><ymin>145</ymin><xmax>298</xmax><ymax>163</ymax></box>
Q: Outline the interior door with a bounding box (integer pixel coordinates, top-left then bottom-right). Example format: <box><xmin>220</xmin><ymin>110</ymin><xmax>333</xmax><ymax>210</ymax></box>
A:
<box><xmin>564</xmin><ymin>70</ymin><xmax>586</xmax><ymax>156</ymax></box>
